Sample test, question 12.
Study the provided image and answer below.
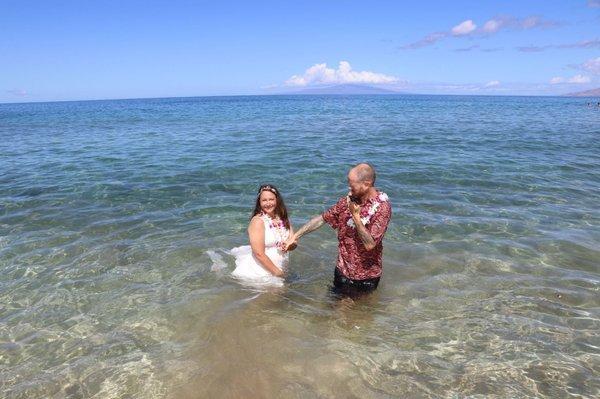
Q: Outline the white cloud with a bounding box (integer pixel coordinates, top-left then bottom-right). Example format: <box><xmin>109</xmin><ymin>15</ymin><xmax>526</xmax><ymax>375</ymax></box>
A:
<box><xmin>452</xmin><ymin>20</ymin><xmax>477</xmax><ymax>36</ymax></box>
<box><xmin>582</xmin><ymin>57</ymin><xmax>600</xmax><ymax>74</ymax></box>
<box><xmin>550</xmin><ymin>74</ymin><xmax>591</xmax><ymax>84</ymax></box>
<box><xmin>482</xmin><ymin>15</ymin><xmax>558</xmax><ymax>35</ymax></box>
<box><xmin>285</xmin><ymin>61</ymin><xmax>399</xmax><ymax>86</ymax></box>
<box><xmin>401</xmin><ymin>15</ymin><xmax>558</xmax><ymax>50</ymax></box>
<box><xmin>484</xmin><ymin>80</ymin><xmax>501</xmax><ymax>87</ymax></box>
<box><xmin>482</xmin><ymin>19</ymin><xmax>504</xmax><ymax>33</ymax></box>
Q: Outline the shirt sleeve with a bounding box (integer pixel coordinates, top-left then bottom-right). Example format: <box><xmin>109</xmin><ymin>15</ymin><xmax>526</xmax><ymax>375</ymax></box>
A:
<box><xmin>322</xmin><ymin>198</ymin><xmax>345</xmax><ymax>229</ymax></box>
<box><xmin>368</xmin><ymin>201</ymin><xmax>392</xmax><ymax>246</ymax></box>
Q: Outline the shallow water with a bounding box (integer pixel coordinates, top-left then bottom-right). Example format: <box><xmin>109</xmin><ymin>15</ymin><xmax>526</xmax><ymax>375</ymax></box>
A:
<box><xmin>1</xmin><ymin>95</ymin><xmax>599</xmax><ymax>398</ymax></box>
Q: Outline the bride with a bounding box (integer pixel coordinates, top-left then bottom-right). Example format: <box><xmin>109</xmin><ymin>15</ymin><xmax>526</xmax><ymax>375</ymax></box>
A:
<box><xmin>231</xmin><ymin>184</ymin><xmax>295</xmax><ymax>285</ymax></box>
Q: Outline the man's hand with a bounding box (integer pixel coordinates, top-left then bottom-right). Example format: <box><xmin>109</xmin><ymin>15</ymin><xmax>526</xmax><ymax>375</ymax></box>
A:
<box><xmin>283</xmin><ymin>234</ymin><xmax>298</xmax><ymax>252</ymax></box>
<box><xmin>347</xmin><ymin>193</ymin><xmax>377</xmax><ymax>251</ymax></box>
<box><xmin>347</xmin><ymin>194</ymin><xmax>361</xmax><ymax>218</ymax></box>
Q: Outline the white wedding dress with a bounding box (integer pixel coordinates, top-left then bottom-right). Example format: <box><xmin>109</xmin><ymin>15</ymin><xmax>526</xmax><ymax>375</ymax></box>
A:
<box><xmin>231</xmin><ymin>214</ymin><xmax>290</xmax><ymax>287</ymax></box>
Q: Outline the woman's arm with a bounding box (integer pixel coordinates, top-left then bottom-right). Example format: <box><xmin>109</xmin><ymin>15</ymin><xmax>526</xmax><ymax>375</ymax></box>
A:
<box><xmin>248</xmin><ymin>216</ymin><xmax>284</xmax><ymax>277</ymax></box>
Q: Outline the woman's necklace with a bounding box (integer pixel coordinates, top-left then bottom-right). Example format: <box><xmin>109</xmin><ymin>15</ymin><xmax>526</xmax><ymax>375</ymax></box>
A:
<box><xmin>261</xmin><ymin>213</ymin><xmax>289</xmax><ymax>249</ymax></box>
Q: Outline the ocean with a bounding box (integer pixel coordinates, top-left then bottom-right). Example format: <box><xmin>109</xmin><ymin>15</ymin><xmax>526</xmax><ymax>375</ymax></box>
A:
<box><xmin>1</xmin><ymin>95</ymin><xmax>599</xmax><ymax>398</ymax></box>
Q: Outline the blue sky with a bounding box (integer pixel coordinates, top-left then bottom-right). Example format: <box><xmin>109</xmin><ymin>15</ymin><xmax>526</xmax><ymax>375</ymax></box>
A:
<box><xmin>2</xmin><ymin>0</ymin><xmax>599</xmax><ymax>102</ymax></box>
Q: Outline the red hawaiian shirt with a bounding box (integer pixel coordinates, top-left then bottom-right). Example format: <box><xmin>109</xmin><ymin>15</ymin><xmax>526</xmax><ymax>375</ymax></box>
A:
<box><xmin>322</xmin><ymin>191</ymin><xmax>392</xmax><ymax>280</ymax></box>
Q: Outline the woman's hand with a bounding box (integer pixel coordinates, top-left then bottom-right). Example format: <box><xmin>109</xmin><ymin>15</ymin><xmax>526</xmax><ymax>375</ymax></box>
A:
<box><xmin>285</xmin><ymin>241</ymin><xmax>297</xmax><ymax>252</ymax></box>
<box><xmin>283</xmin><ymin>234</ymin><xmax>298</xmax><ymax>251</ymax></box>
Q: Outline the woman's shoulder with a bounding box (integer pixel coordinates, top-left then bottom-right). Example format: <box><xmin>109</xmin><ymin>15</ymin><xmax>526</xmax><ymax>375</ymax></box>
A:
<box><xmin>249</xmin><ymin>214</ymin><xmax>266</xmax><ymax>227</ymax></box>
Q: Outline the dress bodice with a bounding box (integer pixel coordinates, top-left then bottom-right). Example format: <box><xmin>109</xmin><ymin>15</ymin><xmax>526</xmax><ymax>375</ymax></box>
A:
<box><xmin>261</xmin><ymin>214</ymin><xmax>290</xmax><ymax>250</ymax></box>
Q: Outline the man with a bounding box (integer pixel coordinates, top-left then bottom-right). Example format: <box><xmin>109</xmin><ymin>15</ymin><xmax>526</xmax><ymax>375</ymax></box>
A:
<box><xmin>285</xmin><ymin>163</ymin><xmax>392</xmax><ymax>297</ymax></box>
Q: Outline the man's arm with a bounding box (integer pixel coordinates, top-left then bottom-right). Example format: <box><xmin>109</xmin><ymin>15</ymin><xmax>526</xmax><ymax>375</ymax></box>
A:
<box><xmin>351</xmin><ymin>214</ymin><xmax>376</xmax><ymax>251</ymax></box>
<box><xmin>348</xmin><ymin>198</ymin><xmax>377</xmax><ymax>251</ymax></box>
<box><xmin>294</xmin><ymin>215</ymin><xmax>325</xmax><ymax>239</ymax></box>
<box><xmin>283</xmin><ymin>215</ymin><xmax>324</xmax><ymax>250</ymax></box>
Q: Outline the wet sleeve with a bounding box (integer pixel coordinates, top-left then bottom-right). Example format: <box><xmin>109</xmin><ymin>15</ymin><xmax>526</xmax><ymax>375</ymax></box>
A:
<box><xmin>368</xmin><ymin>201</ymin><xmax>392</xmax><ymax>245</ymax></box>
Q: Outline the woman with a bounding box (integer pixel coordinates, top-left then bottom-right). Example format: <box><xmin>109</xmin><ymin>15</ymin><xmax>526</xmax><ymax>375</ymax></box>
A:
<box><xmin>231</xmin><ymin>184</ymin><xmax>295</xmax><ymax>285</ymax></box>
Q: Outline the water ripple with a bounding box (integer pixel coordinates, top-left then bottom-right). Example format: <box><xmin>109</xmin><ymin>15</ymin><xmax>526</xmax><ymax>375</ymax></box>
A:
<box><xmin>1</xmin><ymin>95</ymin><xmax>599</xmax><ymax>398</ymax></box>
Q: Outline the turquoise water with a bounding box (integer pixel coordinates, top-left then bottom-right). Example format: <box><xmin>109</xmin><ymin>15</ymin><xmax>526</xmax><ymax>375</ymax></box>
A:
<box><xmin>1</xmin><ymin>95</ymin><xmax>599</xmax><ymax>398</ymax></box>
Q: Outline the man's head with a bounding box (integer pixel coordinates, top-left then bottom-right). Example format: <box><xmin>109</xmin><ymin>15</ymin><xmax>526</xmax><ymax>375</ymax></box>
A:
<box><xmin>347</xmin><ymin>163</ymin><xmax>376</xmax><ymax>199</ymax></box>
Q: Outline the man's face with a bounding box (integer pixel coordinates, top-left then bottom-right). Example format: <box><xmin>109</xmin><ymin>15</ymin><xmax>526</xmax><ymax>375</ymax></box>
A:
<box><xmin>347</xmin><ymin>170</ymin><xmax>368</xmax><ymax>198</ymax></box>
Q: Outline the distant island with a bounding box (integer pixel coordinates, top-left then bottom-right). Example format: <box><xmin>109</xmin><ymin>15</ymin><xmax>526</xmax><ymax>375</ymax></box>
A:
<box><xmin>564</xmin><ymin>87</ymin><xmax>600</xmax><ymax>97</ymax></box>
<box><xmin>284</xmin><ymin>84</ymin><xmax>404</xmax><ymax>95</ymax></box>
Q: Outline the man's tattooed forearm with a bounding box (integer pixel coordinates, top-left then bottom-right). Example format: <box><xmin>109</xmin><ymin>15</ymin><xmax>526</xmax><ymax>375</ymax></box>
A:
<box><xmin>354</xmin><ymin>218</ymin><xmax>376</xmax><ymax>249</ymax></box>
<box><xmin>295</xmin><ymin>216</ymin><xmax>325</xmax><ymax>239</ymax></box>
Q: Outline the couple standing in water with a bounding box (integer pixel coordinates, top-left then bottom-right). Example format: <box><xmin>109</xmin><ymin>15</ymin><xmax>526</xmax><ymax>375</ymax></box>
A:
<box><xmin>231</xmin><ymin>163</ymin><xmax>392</xmax><ymax>297</ymax></box>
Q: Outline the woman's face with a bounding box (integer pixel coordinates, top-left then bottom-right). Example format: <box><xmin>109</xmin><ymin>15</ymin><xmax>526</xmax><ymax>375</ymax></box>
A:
<box><xmin>259</xmin><ymin>190</ymin><xmax>277</xmax><ymax>215</ymax></box>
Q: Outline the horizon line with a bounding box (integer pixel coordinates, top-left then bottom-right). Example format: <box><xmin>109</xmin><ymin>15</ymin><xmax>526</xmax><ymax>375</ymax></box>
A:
<box><xmin>0</xmin><ymin>91</ymin><xmax>583</xmax><ymax>106</ymax></box>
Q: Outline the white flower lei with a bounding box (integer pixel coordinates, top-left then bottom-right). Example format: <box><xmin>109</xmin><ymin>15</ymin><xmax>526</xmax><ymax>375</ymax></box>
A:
<box><xmin>346</xmin><ymin>192</ymin><xmax>389</xmax><ymax>228</ymax></box>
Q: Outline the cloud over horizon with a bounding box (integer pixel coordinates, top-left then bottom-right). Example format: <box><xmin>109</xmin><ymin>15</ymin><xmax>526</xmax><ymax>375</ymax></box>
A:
<box><xmin>548</xmin><ymin>57</ymin><xmax>599</xmax><ymax>87</ymax></box>
<box><xmin>285</xmin><ymin>61</ymin><xmax>400</xmax><ymax>86</ymax></box>
<box><xmin>550</xmin><ymin>74</ymin><xmax>592</xmax><ymax>84</ymax></box>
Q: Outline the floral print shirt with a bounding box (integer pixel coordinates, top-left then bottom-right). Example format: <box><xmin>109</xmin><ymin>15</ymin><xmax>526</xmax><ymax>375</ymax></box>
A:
<box><xmin>322</xmin><ymin>191</ymin><xmax>392</xmax><ymax>280</ymax></box>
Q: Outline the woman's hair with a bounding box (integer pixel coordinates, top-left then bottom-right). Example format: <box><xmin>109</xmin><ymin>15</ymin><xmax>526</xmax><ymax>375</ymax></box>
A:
<box><xmin>251</xmin><ymin>184</ymin><xmax>290</xmax><ymax>229</ymax></box>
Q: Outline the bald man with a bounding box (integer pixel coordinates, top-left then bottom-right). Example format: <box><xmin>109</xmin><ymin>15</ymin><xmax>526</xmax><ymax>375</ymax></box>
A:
<box><xmin>285</xmin><ymin>163</ymin><xmax>392</xmax><ymax>297</ymax></box>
